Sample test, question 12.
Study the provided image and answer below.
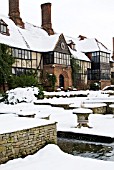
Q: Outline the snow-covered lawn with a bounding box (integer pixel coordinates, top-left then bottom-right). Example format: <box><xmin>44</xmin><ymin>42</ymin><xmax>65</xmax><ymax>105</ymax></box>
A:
<box><xmin>1</xmin><ymin>87</ymin><xmax>114</xmax><ymax>169</ymax></box>
<box><xmin>0</xmin><ymin>101</ymin><xmax>114</xmax><ymax>137</ymax></box>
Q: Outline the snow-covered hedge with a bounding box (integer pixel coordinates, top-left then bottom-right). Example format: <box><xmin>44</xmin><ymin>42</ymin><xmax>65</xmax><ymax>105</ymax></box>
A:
<box><xmin>4</xmin><ymin>87</ymin><xmax>40</xmax><ymax>104</ymax></box>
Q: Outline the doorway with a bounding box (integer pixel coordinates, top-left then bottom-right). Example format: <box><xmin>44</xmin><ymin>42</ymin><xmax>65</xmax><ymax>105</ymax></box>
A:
<box><xmin>59</xmin><ymin>74</ymin><xmax>64</xmax><ymax>88</ymax></box>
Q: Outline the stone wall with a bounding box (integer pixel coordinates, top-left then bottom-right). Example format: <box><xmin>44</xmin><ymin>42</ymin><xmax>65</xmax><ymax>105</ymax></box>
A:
<box><xmin>0</xmin><ymin>122</ymin><xmax>57</xmax><ymax>164</ymax></box>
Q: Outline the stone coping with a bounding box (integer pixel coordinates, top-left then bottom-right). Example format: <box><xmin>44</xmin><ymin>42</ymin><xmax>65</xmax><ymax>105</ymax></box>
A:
<box><xmin>57</xmin><ymin>131</ymin><xmax>114</xmax><ymax>143</ymax></box>
<box><xmin>0</xmin><ymin>115</ymin><xmax>56</xmax><ymax>134</ymax></box>
<box><xmin>83</xmin><ymin>103</ymin><xmax>106</xmax><ymax>108</ymax></box>
<box><xmin>73</xmin><ymin>108</ymin><xmax>93</xmax><ymax>114</ymax></box>
<box><xmin>17</xmin><ymin>111</ymin><xmax>36</xmax><ymax>116</ymax></box>
<box><xmin>86</xmin><ymin>99</ymin><xmax>114</xmax><ymax>103</ymax></box>
<box><xmin>109</xmin><ymin>104</ymin><xmax>114</xmax><ymax>108</ymax></box>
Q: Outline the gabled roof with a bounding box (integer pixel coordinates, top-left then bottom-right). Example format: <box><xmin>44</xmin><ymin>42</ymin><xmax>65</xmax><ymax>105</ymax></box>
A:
<box><xmin>69</xmin><ymin>48</ymin><xmax>91</xmax><ymax>62</ymax></box>
<box><xmin>65</xmin><ymin>36</ymin><xmax>111</xmax><ymax>53</ymax></box>
<box><xmin>0</xmin><ymin>15</ymin><xmax>61</xmax><ymax>52</ymax></box>
<box><xmin>0</xmin><ymin>14</ymin><xmax>111</xmax><ymax>57</ymax></box>
<box><xmin>77</xmin><ymin>38</ymin><xmax>111</xmax><ymax>53</ymax></box>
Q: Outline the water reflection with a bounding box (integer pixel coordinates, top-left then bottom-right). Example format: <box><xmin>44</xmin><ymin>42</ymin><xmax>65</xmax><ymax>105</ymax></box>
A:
<box><xmin>57</xmin><ymin>138</ymin><xmax>114</xmax><ymax>161</ymax></box>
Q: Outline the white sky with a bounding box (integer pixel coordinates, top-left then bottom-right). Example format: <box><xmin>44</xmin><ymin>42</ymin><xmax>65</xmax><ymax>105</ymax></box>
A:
<box><xmin>0</xmin><ymin>0</ymin><xmax>114</xmax><ymax>50</ymax></box>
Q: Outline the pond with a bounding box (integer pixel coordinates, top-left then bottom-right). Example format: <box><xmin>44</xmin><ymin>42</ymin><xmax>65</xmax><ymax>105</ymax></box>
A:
<box><xmin>57</xmin><ymin>138</ymin><xmax>114</xmax><ymax>161</ymax></box>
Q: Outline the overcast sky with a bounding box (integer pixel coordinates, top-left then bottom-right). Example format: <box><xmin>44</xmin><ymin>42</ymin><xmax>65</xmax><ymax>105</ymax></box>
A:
<box><xmin>0</xmin><ymin>0</ymin><xmax>114</xmax><ymax>51</ymax></box>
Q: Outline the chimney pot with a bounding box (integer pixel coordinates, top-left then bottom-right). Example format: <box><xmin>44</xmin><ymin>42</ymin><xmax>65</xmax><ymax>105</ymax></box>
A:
<box><xmin>78</xmin><ymin>35</ymin><xmax>87</xmax><ymax>40</ymax></box>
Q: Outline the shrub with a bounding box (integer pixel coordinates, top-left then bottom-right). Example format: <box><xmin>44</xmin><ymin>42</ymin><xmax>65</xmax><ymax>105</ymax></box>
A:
<box><xmin>8</xmin><ymin>72</ymin><xmax>38</xmax><ymax>89</ymax></box>
<box><xmin>90</xmin><ymin>82</ymin><xmax>100</xmax><ymax>90</ymax></box>
<box><xmin>36</xmin><ymin>86</ymin><xmax>44</xmax><ymax>99</ymax></box>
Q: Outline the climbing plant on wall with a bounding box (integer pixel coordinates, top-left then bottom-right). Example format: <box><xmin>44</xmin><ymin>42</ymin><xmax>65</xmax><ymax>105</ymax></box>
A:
<box><xmin>70</xmin><ymin>57</ymin><xmax>81</xmax><ymax>88</ymax></box>
<box><xmin>46</xmin><ymin>73</ymin><xmax>57</xmax><ymax>91</ymax></box>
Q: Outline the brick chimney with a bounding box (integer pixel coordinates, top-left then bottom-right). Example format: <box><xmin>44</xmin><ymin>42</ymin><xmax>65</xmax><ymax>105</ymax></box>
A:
<box><xmin>78</xmin><ymin>35</ymin><xmax>87</xmax><ymax>40</ymax></box>
<box><xmin>41</xmin><ymin>3</ymin><xmax>54</xmax><ymax>35</ymax></box>
<box><xmin>9</xmin><ymin>0</ymin><xmax>24</xmax><ymax>29</ymax></box>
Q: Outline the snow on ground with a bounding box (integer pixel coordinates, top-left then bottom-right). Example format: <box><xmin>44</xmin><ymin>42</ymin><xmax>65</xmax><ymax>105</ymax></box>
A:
<box><xmin>0</xmin><ymin>113</ymin><xmax>55</xmax><ymax>134</ymax></box>
<box><xmin>0</xmin><ymin>97</ymin><xmax>114</xmax><ymax>137</ymax></box>
<box><xmin>44</xmin><ymin>89</ymin><xmax>89</xmax><ymax>97</ymax></box>
<box><xmin>1</xmin><ymin>87</ymin><xmax>114</xmax><ymax>169</ymax></box>
<box><xmin>1</xmin><ymin>144</ymin><xmax>114</xmax><ymax>170</ymax></box>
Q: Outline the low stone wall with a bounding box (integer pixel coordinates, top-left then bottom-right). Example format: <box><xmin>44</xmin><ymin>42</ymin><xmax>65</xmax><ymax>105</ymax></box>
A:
<box><xmin>0</xmin><ymin>122</ymin><xmax>57</xmax><ymax>164</ymax></box>
<box><xmin>91</xmin><ymin>106</ymin><xmax>107</xmax><ymax>114</ymax></box>
<box><xmin>84</xmin><ymin>100</ymin><xmax>114</xmax><ymax>114</ymax></box>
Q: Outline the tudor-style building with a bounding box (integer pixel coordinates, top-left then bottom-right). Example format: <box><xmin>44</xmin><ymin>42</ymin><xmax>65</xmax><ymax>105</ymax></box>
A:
<box><xmin>41</xmin><ymin>3</ymin><xmax>72</xmax><ymax>90</ymax></box>
<box><xmin>65</xmin><ymin>35</ymin><xmax>111</xmax><ymax>90</ymax></box>
<box><xmin>66</xmin><ymin>38</ymin><xmax>91</xmax><ymax>89</ymax></box>
<box><xmin>0</xmin><ymin>0</ymin><xmax>112</xmax><ymax>91</ymax></box>
<box><xmin>0</xmin><ymin>0</ymin><xmax>72</xmax><ymax>91</ymax></box>
<box><xmin>43</xmin><ymin>34</ymin><xmax>72</xmax><ymax>90</ymax></box>
<box><xmin>77</xmin><ymin>35</ymin><xmax>111</xmax><ymax>89</ymax></box>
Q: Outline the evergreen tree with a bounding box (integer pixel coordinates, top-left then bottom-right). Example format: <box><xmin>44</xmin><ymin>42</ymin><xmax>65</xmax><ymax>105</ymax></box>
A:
<box><xmin>0</xmin><ymin>44</ymin><xmax>14</xmax><ymax>91</ymax></box>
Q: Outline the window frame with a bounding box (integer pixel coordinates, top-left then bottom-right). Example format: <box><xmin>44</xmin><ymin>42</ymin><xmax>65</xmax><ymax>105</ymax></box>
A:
<box><xmin>0</xmin><ymin>19</ymin><xmax>9</xmax><ymax>35</ymax></box>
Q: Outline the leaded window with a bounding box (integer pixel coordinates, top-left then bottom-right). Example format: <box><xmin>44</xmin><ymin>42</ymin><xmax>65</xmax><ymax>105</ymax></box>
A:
<box><xmin>43</xmin><ymin>52</ymin><xmax>70</xmax><ymax>66</ymax></box>
<box><xmin>54</xmin><ymin>52</ymin><xmax>70</xmax><ymax>66</ymax></box>
<box><xmin>0</xmin><ymin>19</ymin><xmax>9</xmax><ymax>35</ymax></box>
<box><xmin>11</xmin><ymin>48</ymin><xmax>31</xmax><ymax>59</ymax></box>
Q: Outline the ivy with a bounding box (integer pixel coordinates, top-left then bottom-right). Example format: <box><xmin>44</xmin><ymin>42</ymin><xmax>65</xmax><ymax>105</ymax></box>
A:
<box><xmin>46</xmin><ymin>73</ymin><xmax>57</xmax><ymax>91</ymax></box>
<box><xmin>70</xmin><ymin>57</ymin><xmax>81</xmax><ymax>87</ymax></box>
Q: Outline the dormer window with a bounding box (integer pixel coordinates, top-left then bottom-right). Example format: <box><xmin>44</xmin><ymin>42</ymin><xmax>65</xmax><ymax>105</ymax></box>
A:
<box><xmin>68</xmin><ymin>40</ymin><xmax>76</xmax><ymax>50</ymax></box>
<box><xmin>0</xmin><ymin>19</ymin><xmax>10</xmax><ymax>36</ymax></box>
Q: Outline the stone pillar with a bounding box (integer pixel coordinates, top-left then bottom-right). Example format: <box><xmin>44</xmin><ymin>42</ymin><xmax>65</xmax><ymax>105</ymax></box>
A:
<box><xmin>9</xmin><ymin>0</ymin><xmax>24</xmax><ymax>28</ymax></box>
<box><xmin>41</xmin><ymin>3</ymin><xmax>54</xmax><ymax>35</ymax></box>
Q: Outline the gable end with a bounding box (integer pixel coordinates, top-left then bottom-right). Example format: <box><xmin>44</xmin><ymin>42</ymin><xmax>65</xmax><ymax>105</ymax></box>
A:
<box><xmin>54</xmin><ymin>34</ymin><xmax>71</xmax><ymax>55</ymax></box>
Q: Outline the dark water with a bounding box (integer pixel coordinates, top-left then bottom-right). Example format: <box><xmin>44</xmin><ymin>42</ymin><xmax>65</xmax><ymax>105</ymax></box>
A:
<box><xmin>57</xmin><ymin>138</ymin><xmax>114</xmax><ymax>161</ymax></box>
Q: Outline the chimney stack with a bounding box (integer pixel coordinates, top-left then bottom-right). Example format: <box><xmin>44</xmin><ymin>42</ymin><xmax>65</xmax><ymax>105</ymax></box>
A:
<box><xmin>41</xmin><ymin>3</ymin><xmax>54</xmax><ymax>35</ymax></box>
<box><xmin>78</xmin><ymin>35</ymin><xmax>87</xmax><ymax>40</ymax></box>
<box><xmin>9</xmin><ymin>0</ymin><xmax>24</xmax><ymax>29</ymax></box>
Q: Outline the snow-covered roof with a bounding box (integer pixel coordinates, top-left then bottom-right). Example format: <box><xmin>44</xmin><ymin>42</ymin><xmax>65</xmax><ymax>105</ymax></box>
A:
<box><xmin>77</xmin><ymin>38</ymin><xmax>111</xmax><ymax>53</ymax></box>
<box><xmin>66</xmin><ymin>36</ymin><xmax>111</xmax><ymax>62</ymax></box>
<box><xmin>69</xmin><ymin>48</ymin><xmax>91</xmax><ymax>62</ymax></box>
<box><xmin>0</xmin><ymin>15</ymin><xmax>60</xmax><ymax>52</ymax></box>
<box><xmin>0</xmin><ymin>14</ymin><xmax>111</xmax><ymax>59</ymax></box>
<box><xmin>65</xmin><ymin>36</ymin><xmax>111</xmax><ymax>54</ymax></box>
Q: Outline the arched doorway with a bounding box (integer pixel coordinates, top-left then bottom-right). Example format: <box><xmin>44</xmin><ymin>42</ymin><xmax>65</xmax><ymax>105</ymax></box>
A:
<box><xmin>59</xmin><ymin>74</ymin><xmax>64</xmax><ymax>88</ymax></box>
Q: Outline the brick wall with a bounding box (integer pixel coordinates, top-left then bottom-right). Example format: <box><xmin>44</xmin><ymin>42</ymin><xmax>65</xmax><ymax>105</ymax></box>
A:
<box><xmin>100</xmin><ymin>80</ymin><xmax>111</xmax><ymax>89</ymax></box>
<box><xmin>0</xmin><ymin>122</ymin><xmax>57</xmax><ymax>164</ymax></box>
<box><xmin>43</xmin><ymin>64</ymin><xmax>72</xmax><ymax>90</ymax></box>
